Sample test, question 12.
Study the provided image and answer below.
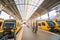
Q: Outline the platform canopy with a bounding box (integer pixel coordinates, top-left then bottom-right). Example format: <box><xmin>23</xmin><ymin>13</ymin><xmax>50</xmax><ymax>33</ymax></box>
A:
<box><xmin>14</xmin><ymin>0</ymin><xmax>44</xmax><ymax>20</ymax></box>
<box><xmin>29</xmin><ymin>0</ymin><xmax>60</xmax><ymax>20</ymax></box>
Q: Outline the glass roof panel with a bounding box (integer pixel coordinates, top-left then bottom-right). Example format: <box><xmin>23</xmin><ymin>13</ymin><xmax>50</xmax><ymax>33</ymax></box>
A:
<box><xmin>14</xmin><ymin>0</ymin><xmax>44</xmax><ymax>20</ymax></box>
<box><xmin>49</xmin><ymin>10</ymin><xmax>57</xmax><ymax>18</ymax></box>
<box><xmin>0</xmin><ymin>11</ymin><xmax>13</xmax><ymax>19</ymax></box>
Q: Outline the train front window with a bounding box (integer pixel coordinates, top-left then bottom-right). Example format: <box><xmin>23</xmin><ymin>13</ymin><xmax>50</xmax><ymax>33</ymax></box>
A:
<box><xmin>0</xmin><ymin>22</ymin><xmax>2</xmax><ymax>26</ymax></box>
<box><xmin>38</xmin><ymin>23</ymin><xmax>41</xmax><ymax>26</ymax></box>
<box><xmin>42</xmin><ymin>22</ymin><xmax>45</xmax><ymax>26</ymax></box>
<box><xmin>4</xmin><ymin>22</ymin><xmax>15</xmax><ymax>27</ymax></box>
<box><xmin>47</xmin><ymin>21</ymin><xmax>54</xmax><ymax>28</ymax></box>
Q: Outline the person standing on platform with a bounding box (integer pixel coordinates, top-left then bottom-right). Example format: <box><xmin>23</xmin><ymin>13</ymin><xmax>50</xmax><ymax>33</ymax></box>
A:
<box><xmin>34</xmin><ymin>21</ymin><xmax>38</xmax><ymax>33</ymax></box>
<box><xmin>32</xmin><ymin>21</ymin><xmax>38</xmax><ymax>33</ymax></box>
<box><xmin>32</xmin><ymin>22</ymin><xmax>34</xmax><ymax>32</ymax></box>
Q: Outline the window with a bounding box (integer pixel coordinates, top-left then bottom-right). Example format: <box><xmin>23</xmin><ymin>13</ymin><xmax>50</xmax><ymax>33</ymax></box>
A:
<box><xmin>47</xmin><ymin>21</ymin><xmax>54</xmax><ymax>28</ymax></box>
<box><xmin>38</xmin><ymin>23</ymin><xmax>41</xmax><ymax>26</ymax></box>
<box><xmin>0</xmin><ymin>22</ymin><xmax>2</xmax><ymax>26</ymax></box>
<box><xmin>4</xmin><ymin>22</ymin><xmax>15</xmax><ymax>28</ymax></box>
<box><xmin>42</xmin><ymin>22</ymin><xmax>45</xmax><ymax>26</ymax></box>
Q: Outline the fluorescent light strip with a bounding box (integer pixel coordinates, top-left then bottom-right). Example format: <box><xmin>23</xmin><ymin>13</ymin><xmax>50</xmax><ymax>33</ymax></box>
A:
<box><xmin>26</xmin><ymin>0</ymin><xmax>44</xmax><ymax>20</ymax></box>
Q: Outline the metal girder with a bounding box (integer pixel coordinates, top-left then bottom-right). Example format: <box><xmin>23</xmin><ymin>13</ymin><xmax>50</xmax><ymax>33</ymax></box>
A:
<box><xmin>41</xmin><ymin>0</ymin><xmax>60</xmax><ymax>10</ymax></box>
<box><xmin>0</xmin><ymin>4</ymin><xmax>18</xmax><ymax>20</ymax></box>
<box><xmin>29</xmin><ymin>0</ymin><xmax>60</xmax><ymax>20</ymax></box>
<box><xmin>0</xmin><ymin>0</ymin><xmax>22</xmax><ymax>20</ymax></box>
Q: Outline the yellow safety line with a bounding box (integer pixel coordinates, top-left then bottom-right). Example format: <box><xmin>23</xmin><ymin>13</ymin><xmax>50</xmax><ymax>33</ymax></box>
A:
<box><xmin>16</xmin><ymin>27</ymin><xmax>24</xmax><ymax>40</ymax></box>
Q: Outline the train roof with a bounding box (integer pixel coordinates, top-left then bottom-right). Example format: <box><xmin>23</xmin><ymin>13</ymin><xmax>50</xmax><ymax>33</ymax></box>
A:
<box><xmin>5</xmin><ymin>19</ymin><xmax>16</xmax><ymax>22</ymax></box>
<box><xmin>0</xmin><ymin>18</ymin><xmax>4</xmax><ymax>20</ymax></box>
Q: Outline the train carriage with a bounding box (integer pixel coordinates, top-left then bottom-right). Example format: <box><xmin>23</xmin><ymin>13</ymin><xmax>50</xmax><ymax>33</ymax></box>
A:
<box><xmin>37</xmin><ymin>20</ymin><xmax>55</xmax><ymax>31</ymax></box>
<box><xmin>3</xmin><ymin>19</ymin><xmax>21</xmax><ymax>37</ymax></box>
<box><xmin>0</xmin><ymin>19</ymin><xmax>4</xmax><ymax>38</ymax></box>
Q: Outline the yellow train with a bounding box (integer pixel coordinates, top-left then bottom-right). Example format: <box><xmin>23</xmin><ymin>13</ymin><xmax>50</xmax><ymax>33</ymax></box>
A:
<box><xmin>0</xmin><ymin>19</ymin><xmax>4</xmax><ymax>38</ymax></box>
<box><xmin>3</xmin><ymin>19</ymin><xmax>21</xmax><ymax>37</ymax></box>
<box><xmin>52</xmin><ymin>20</ymin><xmax>60</xmax><ymax>31</ymax></box>
<box><xmin>37</xmin><ymin>20</ymin><xmax>55</xmax><ymax>31</ymax></box>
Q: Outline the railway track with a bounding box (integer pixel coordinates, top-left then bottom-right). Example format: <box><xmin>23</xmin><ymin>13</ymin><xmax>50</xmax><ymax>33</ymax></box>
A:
<box><xmin>50</xmin><ymin>30</ymin><xmax>60</xmax><ymax>35</ymax></box>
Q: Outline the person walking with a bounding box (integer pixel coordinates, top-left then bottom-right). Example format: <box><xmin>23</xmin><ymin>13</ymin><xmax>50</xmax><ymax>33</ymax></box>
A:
<box><xmin>32</xmin><ymin>26</ymin><xmax>34</xmax><ymax>31</ymax></box>
<box><xmin>34</xmin><ymin>21</ymin><xmax>38</xmax><ymax>33</ymax></box>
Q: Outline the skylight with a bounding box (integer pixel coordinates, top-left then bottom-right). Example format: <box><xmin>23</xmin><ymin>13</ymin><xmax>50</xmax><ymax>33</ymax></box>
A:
<box><xmin>0</xmin><ymin>11</ymin><xmax>13</xmax><ymax>20</ymax></box>
<box><xmin>14</xmin><ymin>0</ymin><xmax>44</xmax><ymax>20</ymax></box>
<box><xmin>37</xmin><ymin>10</ymin><xmax>57</xmax><ymax>20</ymax></box>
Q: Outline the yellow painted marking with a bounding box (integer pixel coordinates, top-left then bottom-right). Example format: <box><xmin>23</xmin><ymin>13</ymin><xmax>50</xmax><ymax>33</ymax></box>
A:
<box><xmin>16</xmin><ymin>27</ymin><xmax>24</xmax><ymax>40</ymax></box>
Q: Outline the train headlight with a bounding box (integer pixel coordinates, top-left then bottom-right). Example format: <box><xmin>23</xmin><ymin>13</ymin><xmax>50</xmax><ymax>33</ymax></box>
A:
<box><xmin>11</xmin><ymin>29</ymin><xmax>14</xmax><ymax>32</ymax></box>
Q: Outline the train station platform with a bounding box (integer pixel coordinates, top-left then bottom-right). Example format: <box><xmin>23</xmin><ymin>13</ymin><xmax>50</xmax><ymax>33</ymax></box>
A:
<box><xmin>21</xmin><ymin>25</ymin><xmax>60</xmax><ymax>40</ymax></box>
